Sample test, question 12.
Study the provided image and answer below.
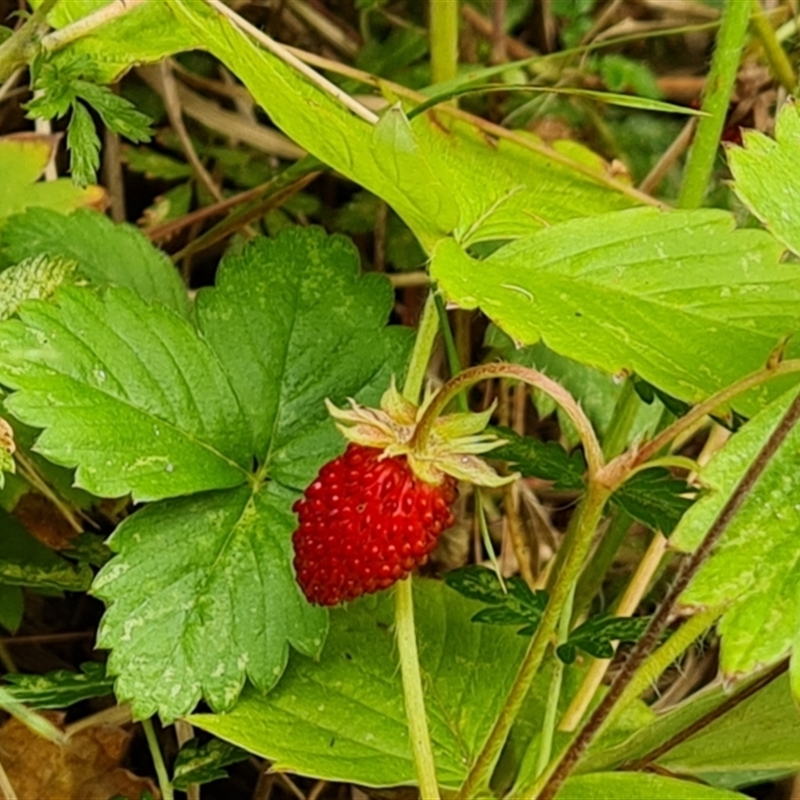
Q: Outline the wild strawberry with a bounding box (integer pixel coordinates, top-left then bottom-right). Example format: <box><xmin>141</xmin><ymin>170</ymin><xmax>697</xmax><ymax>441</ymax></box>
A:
<box><xmin>292</xmin><ymin>444</ymin><xmax>458</xmax><ymax>606</ymax></box>
<box><xmin>292</xmin><ymin>380</ymin><xmax>517</xmax><ymax>605</ymax></box>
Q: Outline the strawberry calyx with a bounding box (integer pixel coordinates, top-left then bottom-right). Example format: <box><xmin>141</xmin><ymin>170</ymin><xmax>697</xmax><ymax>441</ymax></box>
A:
<box><xmin>325</xmin><ymin>379</ymin><xmax>517</xmax><ymax>487</ymax></box>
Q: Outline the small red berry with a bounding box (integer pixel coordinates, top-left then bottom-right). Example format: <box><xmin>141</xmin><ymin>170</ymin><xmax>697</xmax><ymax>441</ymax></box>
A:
<box><xmin>292</xmin><ymin>444</ymin><xmax>458</xmax><ymax>606</ymax></box>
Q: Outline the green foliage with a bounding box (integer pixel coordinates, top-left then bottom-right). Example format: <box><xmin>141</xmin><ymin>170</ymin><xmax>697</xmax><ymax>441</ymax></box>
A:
<box><xmin>612</xmin><ymin>468</ymin><xmax>697</xmax><ymax>534</ymax></box>
<box><xmin>0</xmin><ymin>508</ymin><xmax>91</xmax><ymax>591</ymax></box>
<box><xmin>488</xmin><ymin>426</ymin><xmax>586</xmax><ymax>489</ymax></box>
<box><xmin>556</xmin><ymin>615</ymin><xmax>650</xmax><ymax>664</ymax></box>
<box><xmin>0</xmin><ymin>584</ymin><xmax>23</xmax><ymax>633</ymax></box>
<box><xmin>445</xmin><ymin>566</ymin><xmax>548</xmax><ymax>635</ymax></box>
<box><xmin>172</xmin><ymin>738</ymin><xmax>249</xmax><ymax>790</ymax></box>
<box><xmin>672</xmin><ymin>389</ymin><xmax>800</xmax><ymax>697</ymax></box>
<box><xmin>556</xmin><ymin>772</ymin><xmax>746</xmax><ymax>799</ymax></box>
<box><xmin>433</xmin><ymin>208</ymin><xmax>798</xmax><ymax>410</ymax></box>
<box><xmin>3</xmin><ymin>208</ymin><xmax>190</xmax><ymax>317</ymax></box>
<box><xmin>1</xmin><ymin>662</ymin><xmax>113</xmax><ymax>708</ymax></box>
<box><xmin>0</xmin><ymin>254</ymin><xmax>78</xmax><ymax>321</ymax></box>
<box><xmin>0</xmin><ymin>224</ymin><xmax>410</xmax><ymax>721</ymax></box>
<box><xmin>191</xmin><ymin>580</ymin><xmax>531</xmax><ymax>789</ymax></box>
<box><xmin>728</xmin><ymin>101</ymin><xmax>800</xmax><ymax>256</ymax></box>
<box><xmin>0</xmin><ymin>136</ymin><xmax>103</xmax><ymax>227</ymax></box>
<box><xmin>27</xmin><ymin>56</ymin><xmax>153</xmax><ymax>185</ymax></box>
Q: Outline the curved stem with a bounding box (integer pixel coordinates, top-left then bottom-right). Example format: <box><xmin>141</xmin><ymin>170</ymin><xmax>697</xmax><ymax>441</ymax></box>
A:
<box><xmin>456</xmin><ymin>480</ymin><xmax>611</xmax><ymax>799</ymax></box>
<box><xmin>396</xmin><ymin>578</ymin><xmax>440</xmax><ymax>799</ymax></box>
<box><xmin>413</xmin><ymin>363</ymin><xmax>604</xmax><ymax>478</ymax></box>
<box><xmin>678</xmin><ymin>0</ymin><xmax>751</xmax><ymax>209</ymax></box>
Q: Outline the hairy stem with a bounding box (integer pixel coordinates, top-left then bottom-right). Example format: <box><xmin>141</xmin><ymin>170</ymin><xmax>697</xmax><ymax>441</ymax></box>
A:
<box><xmin>678</xmin><ymin>0</ymin><xmax>751</xmax><ymax>208</ymax></box>
<box><xmin>395</xmin><ymin>578</ymin><xmax>440</xmax><ymax>799</ymax></box>
<box><xmin>456</xmin><ymin>481</ymin><xmax>611</xmax><ymax>798</ymax></box>
<box><xmin>534</xmin><ymin>386</ymin><xmax>800</xmax><ymax>798</ymax></box>
<box><xmin>142</xmin><ymin>718</ymin><xmax>174</xmax><ymax>800</ymax></box>
<box><xmin>561</xmin><ymin>532</ymin><xmax>668</xmax><ymax>732</ymax></box>
<box><xmin>389</xmin><ymin>290</ymin><xmax>443</xmax><ymax>799</ymax></box>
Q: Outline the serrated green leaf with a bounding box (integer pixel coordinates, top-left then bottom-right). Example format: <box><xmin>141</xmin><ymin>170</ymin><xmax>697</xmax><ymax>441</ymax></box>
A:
<box><xmin>190</xmin><ymin>580</ymin><xmax>530</xmax><ymax>789</ymax></box>
<box><xmin>67</xmin><ymin>101</ymin><xmax>100</xmax><ymax>187</ymax></box>
<box><xmin>0</xmin><ymin>508</ymin><xmax>91</xmax><ymax>591</ymax></box>
<box><xmin>2</xmin><ymin>208</ymin><xmax>189</xmax><ymax>317</ymax></box>
<box><xmin>555</xmin><ymin>772</ymin><xmax>746</xmax><ymax>799</ymax></box>
<box><xmin>94</xmin><ymin>483</ymin><xmax>327</xmax><ymax>721</ymax></box>
<box><xmin>672</xmin><ymin>389</ymin><xmax>800</xmax><ymax>685</ymax></box>
<box><xmin>73</xmin><ymin>80</ymin><xmax>153</xmax><ymax>142</ymax></box>
<box><xmin>0</xmin><ymin>285</ymin><xmax>251</xmax><ymax>502</ymax></box>
<box><xmin>611</xmin><ymin>468</ymin><xmax>696</xmax><ymax>534</ymax></box>
<box><xmin>557</xmin><ymin>615</ymin><xmax>650</xmax><ymax>664</ymax></box>
<box><xmin>2</xmin><ymin>662</ymin><xmax>114</xmax><ymax>708</ymax></box>
<box><xmin>488</xmin><ymin>426</ymin><xmax>585</xmax><ymax>490</ymax></box>
<box><xmin>172</xmin><ymin>738</ymin><xmax>249</xmax><ymax>790</ymax></box>
<box><xmin>433</xmin><ymin>208</ymin><xmax>799</xmax><ymax>409</ymax></box>
<box><xmin>728</xmin><ymin>100</ymin><xmax>800</xmax><ymax>257</ymax></box>
<box><xmin>0</xmin><ymin>584</ymin><xmax>23</xmax><ymax>633</ymax></box>
<box><xmin>444</xmin><ymin>564</ymin><xmax>508</xmax><ymax>604</ymax></box>
<box><xmin>196</xmin><ymin>227</ymin><xmax>408</xmax><ymax>486</ymax></box>
<box><xmin>0</xmin><ymin>136</ymin><xmax>104</xmax><ymax>225</ymax></box>
<box><xmin>0</xmin><ymin>254</ymin><xmax>78</xmax><ymax>321</ymax></box>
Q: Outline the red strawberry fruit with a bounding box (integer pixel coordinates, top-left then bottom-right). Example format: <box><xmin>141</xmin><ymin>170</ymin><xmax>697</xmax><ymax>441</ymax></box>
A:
<box><xmin>292</xmin><ymin>381</ymin><xmax>517</xmax><ymax>606</ymax></box>
<box><xmin>292</xmin><ymin>444</ymin><xmax>458</xmax><ymax>606</ymax></box>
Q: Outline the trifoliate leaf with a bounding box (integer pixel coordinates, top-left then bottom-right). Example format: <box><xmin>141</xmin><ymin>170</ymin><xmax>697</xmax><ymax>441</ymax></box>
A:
<box><xmin>611</xmin><ymin>468</ymin><xmax>697</xmax><ymax>534</ymax></box>
<box><xmin>0</xmin><ymin>285</ymin><xmax>251</xmax><ymax>501</ymax></box>
<box><xmin>59</xmin><ymin>227</ymin><xmax>407</xmax><ymax>720</ymax></box>
<box><xmin>2</xmin><ymin>208</ymin><xmax>189</xmax><ymax>317</ymax></box>
<box><xmin>488</xmin><ymin>426</ymin><xmax>585</xmax><ymax>490</ymax></box>
<box><xmin>672</xmin><ymin>389</ymin><xmax>800</xmax><ymax>691</ymax></box>
<box><xmin>729</xmin><ymin>100</ymin><xmax>800</xmax><ymax>257</ymax></box>
<box><xmin>67</xmin><ymin>101</ymin><xmax>100</xmax><ymax>187</ymax></box>
<box><xmin>557</xmin><ymin>615</ymin><xmax>651</xmax><ymax>664</ymax></box>
<box><xmin>94</xmin><ymin>483</ymin><xmax>327</xmax><ymax>720</ymax></box>
<box><xmin>0</xmin><ymin>508</ymin><xmax>91</xmax><ymax>591</ymax></box>
<box><xmin>172</xmin><ymin>738</ymin><xmax>249</xmax><ymax>790</ymax></box>
<box><xmin>190</xmin><ymin>580</ymin><xmax>531</xmax><ymax>789</ymax></box>
<box><xmin>0</xmin><ymin>254</ymin><xmax>78</xmax><ymax>321</ymax></box>
<box><xmin>2</xmin><ymin>662</ymin><xmax>114</xmax><ymax>708</ymax></box>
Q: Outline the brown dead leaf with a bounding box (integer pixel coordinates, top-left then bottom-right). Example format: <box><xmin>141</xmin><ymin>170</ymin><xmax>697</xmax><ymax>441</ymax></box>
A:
<box><xmin>0</xmin><ymin>711</ymin><xmax>159</xmax><ymax>800</ymax></box>
<box><xmin>12</xmin><ymin>493</ymin><xmax>80</xmax><ymax>551</ymax></box>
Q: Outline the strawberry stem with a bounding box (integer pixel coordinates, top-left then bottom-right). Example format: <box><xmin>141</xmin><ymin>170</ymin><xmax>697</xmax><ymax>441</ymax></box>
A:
<box><xmin>395</xmin><ymin>577</ymin><xmax>441</xmax><ymax>799</ymax></box>
<box><xmin>393</xmin><ymin>289</ymin><xmax>442</xmax><ymax>798</ymax></box>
